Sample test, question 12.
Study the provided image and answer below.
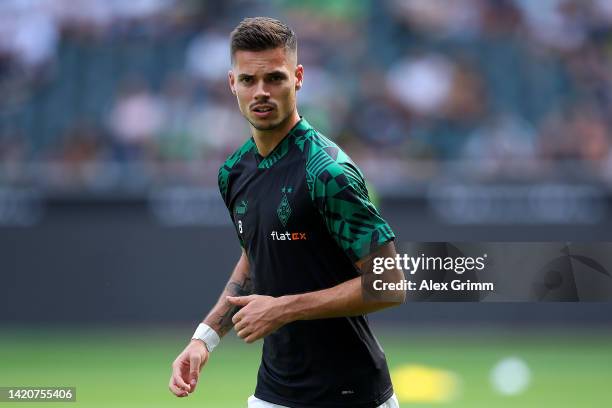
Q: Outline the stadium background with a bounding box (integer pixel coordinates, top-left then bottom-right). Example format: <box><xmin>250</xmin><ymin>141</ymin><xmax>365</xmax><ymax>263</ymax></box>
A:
<box><xmin>1</xmin><ymin>0</ymin><xmax>611</xmax><ymax>406</ymax></box>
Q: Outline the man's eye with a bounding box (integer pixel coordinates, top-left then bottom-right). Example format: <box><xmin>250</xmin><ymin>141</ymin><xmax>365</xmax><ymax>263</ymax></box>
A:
<box><xmin>241</xmin><ymin>77</ymin><xmax>253</xmax><ymax>84</ymax></box>
<box><xmin>270</xmin><ymin>75</ymin><xmax>284</xmax><ymax>81</ymax></box>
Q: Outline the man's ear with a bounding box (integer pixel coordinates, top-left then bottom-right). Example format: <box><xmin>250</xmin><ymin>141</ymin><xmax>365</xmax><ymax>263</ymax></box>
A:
<box><xmin>295</xmin><ymin>64</ymin><xmax>304</xmax><ymax>91</ymax></box>
<box><xmin>228</xmin><ymin>70</ymin><xmax>236</xmax><ymax>95</ymax></box>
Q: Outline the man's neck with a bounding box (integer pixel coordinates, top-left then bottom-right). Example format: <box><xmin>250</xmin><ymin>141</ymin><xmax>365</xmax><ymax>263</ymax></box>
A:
<box><xmin>252</xmin><ymin>111</ymin><xmax>301</xmax><ymax>157</ymax></box>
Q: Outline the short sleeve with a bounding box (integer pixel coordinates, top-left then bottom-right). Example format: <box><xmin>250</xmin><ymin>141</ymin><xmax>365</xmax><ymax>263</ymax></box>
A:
<box><xmin>308</xmin><ymin>160</ymin><xmax>395</xmax><ymax>263</ymax></box>
<box><xmin>218</xmin><ymin>165</ymin><xmax>245</xmax><ymax>248</ymax></box>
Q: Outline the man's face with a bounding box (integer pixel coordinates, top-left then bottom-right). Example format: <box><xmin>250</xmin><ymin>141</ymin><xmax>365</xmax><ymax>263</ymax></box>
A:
<box><xmin>229</xmin><ymin>47</ymin><xmax>303</xmax><ymax>131</ymax></box>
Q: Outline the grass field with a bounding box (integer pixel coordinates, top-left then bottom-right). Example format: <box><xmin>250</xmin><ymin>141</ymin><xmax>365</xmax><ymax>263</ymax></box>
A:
<box><xmin>0</xmin><ymin>325</ymin><xmax>611</xmax><ymax>407</ymax></box>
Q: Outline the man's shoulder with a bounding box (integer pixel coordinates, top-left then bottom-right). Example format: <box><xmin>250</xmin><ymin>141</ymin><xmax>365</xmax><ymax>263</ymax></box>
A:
<box><xmin>218</xmin><ymin>138</ymin><xmax>256</xmax><ymax>199</ymax></box>
<box><xmin>220</xmin><ymin>137</ymin><xmax>256</xmax><ymax>171</ymax></box>
<box><xmin>293</xmin><ymin>119</ymin><xmax>359</xmax><ymax>180</ymax></box>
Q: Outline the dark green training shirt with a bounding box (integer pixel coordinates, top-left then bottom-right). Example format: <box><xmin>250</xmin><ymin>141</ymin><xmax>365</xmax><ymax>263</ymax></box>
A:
<box><xmin>218</xmin><ymin>118</ymin><xmax>396</xmax><ymax>408</ymax></box>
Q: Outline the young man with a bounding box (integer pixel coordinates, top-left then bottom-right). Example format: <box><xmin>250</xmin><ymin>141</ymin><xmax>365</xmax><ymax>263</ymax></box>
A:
<box><xmin>169</xmin><ymin>17</ymin><xmax>405</xmax><ymax>408</ymax></box>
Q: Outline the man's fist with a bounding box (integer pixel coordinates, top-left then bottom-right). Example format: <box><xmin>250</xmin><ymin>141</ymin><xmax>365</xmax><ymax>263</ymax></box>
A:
<box><xmin>227</xmin><ymin>295</ymin><xmax>290</xmax><ymax>343</ymax></box>
<box><xmin>169</xmin><ymin>339</ymin><xmax>209</xmax><ymax>397</ymax></box>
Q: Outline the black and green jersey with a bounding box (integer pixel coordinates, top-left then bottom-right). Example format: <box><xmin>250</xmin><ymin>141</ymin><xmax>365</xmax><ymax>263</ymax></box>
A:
<box><xmin>218</xmin><ymin>118</ymin><xmax>395</xmax><ymax>408</ymax></box>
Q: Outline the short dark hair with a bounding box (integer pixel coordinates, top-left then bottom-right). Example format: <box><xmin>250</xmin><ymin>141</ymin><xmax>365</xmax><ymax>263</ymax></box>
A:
<box><xmin>230</xmin><ymin>17</ymin><xmax>297</xmax><ymax>63</ymax></box>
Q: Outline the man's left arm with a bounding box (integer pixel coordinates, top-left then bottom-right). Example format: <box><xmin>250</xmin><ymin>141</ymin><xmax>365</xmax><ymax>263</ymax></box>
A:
<box><xmin>228</xmin><ymin>240</ymin><xmax>405</xmax><ymax>343</ymax></box>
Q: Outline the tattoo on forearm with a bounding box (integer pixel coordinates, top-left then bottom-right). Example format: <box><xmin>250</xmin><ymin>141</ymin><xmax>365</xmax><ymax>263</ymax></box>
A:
<box><xmin>214</xmin><ymin>275</ymin><xmax>253</xmax><ymax>336</ymax></box>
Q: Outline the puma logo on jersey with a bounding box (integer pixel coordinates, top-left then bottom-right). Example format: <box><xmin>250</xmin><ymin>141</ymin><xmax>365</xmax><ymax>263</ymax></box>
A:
<box><xmin>236</xmin><ymin>200</ymin><xmax>248</xmax><ymax>215</ymax></box>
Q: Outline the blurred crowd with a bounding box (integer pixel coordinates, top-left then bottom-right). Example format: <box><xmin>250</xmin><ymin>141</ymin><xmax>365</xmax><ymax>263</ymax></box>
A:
<box><xmin>1</xmin><ymin>0</ymin><xmax>612</xmax><ymax>192</ymax></box>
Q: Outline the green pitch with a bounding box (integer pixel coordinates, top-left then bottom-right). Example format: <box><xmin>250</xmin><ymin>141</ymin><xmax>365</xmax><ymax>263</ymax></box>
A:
<box><xmin>0</xmin><ymin>326</ymin><xmax>610</xmax><ymax>407</ymax></box>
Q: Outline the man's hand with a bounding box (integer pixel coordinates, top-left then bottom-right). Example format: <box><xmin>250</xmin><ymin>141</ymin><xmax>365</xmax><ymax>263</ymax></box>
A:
<box><xmin>169</xmin><ymin>340</ymin><xmax>209</xmax><ymax>397</ymax></box>
<box><xmin>228</xmin><ymin>295</ymin><xmax>289</xmax><ymax>343</ymax></box>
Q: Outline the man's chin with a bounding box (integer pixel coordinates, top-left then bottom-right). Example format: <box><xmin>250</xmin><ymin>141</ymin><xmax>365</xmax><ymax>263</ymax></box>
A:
<box><xmin>248</xmin><ymin>117</ymin><xmax>282</xmax><ymax>131</ymax></box>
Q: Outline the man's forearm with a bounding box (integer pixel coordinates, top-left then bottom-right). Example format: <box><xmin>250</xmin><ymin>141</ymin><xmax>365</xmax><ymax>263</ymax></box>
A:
<box><xmin>278</xmin><ymin>275</ymin><xmax>401</xmax><ymax>322</ymax></box>
<box><xmin>216</xmin><ymin>242</ymin><xmax>405</xmax><ymax>344</ymax></box>
<box><xmin>203</xmin><ymin>251</ymin><xmax>252</xmax><ymax>337</ymax></box>
<box><xmin>278</xmin><ymin>242</ymin><xmax>405</xmax><ymax>322</ymax></box>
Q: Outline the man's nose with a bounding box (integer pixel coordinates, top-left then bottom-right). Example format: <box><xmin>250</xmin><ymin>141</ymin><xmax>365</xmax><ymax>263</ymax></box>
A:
<box><xmin>253</xmin><ymin>80</ymin><xmax>270</xmax><ymax>100</ymax></box>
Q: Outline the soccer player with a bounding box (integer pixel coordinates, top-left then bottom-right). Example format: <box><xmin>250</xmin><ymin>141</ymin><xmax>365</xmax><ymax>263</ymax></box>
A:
<box><xmin>169</xmin><ymin>17</ymin><xmax>405</xmax><ymax>408</ymax></box>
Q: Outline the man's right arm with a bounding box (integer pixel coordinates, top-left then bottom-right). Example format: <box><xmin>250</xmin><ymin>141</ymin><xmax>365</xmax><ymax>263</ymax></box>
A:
<box><xmin>168</xmin><ymin>250</ymin><xmax>251</xmax><ymax>397</ymax></box>
<box><xmin>202</xmin><ymin>249</ymin><xmax>252</xmax><ymax>337</ymax></box>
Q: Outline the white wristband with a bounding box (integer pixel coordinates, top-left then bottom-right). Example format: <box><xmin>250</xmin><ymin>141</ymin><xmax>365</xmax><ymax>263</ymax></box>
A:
<box><xmin>192</xmin><ymin>323</ymin><xmax>220</xmax><ymax>352</ymax></box>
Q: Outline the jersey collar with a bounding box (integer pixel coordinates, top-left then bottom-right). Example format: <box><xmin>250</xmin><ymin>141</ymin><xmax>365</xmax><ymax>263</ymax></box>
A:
<box><xmin>255</xmin><ymin>117</ymin><xmax>312</xmax><ymax>169</ymax></box>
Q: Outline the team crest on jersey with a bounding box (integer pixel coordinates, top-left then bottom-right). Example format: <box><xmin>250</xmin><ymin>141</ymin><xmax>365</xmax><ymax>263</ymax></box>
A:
<box><xmin>277</xmin><ymin>187</ymin><xmax>293</xmax><ymax>227</ymax></box>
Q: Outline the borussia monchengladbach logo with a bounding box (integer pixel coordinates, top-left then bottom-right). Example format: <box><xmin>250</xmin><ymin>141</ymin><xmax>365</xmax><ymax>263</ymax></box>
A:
<box><xmin>277</xmin><ymin>187</ymin><xmax>292</xmax><ymax>226</ymax></box>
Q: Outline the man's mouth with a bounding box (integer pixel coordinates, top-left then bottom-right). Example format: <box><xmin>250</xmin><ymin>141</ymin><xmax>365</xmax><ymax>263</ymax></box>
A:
<box><xmin>251</xmin><ymin>104</ymin><xmax>275</xmax><ymax>118</ymax></box>
<box><xmin>252</xmin><ymin>105</ymin><xmax>275</xmax><ymax>113</ymax></box>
